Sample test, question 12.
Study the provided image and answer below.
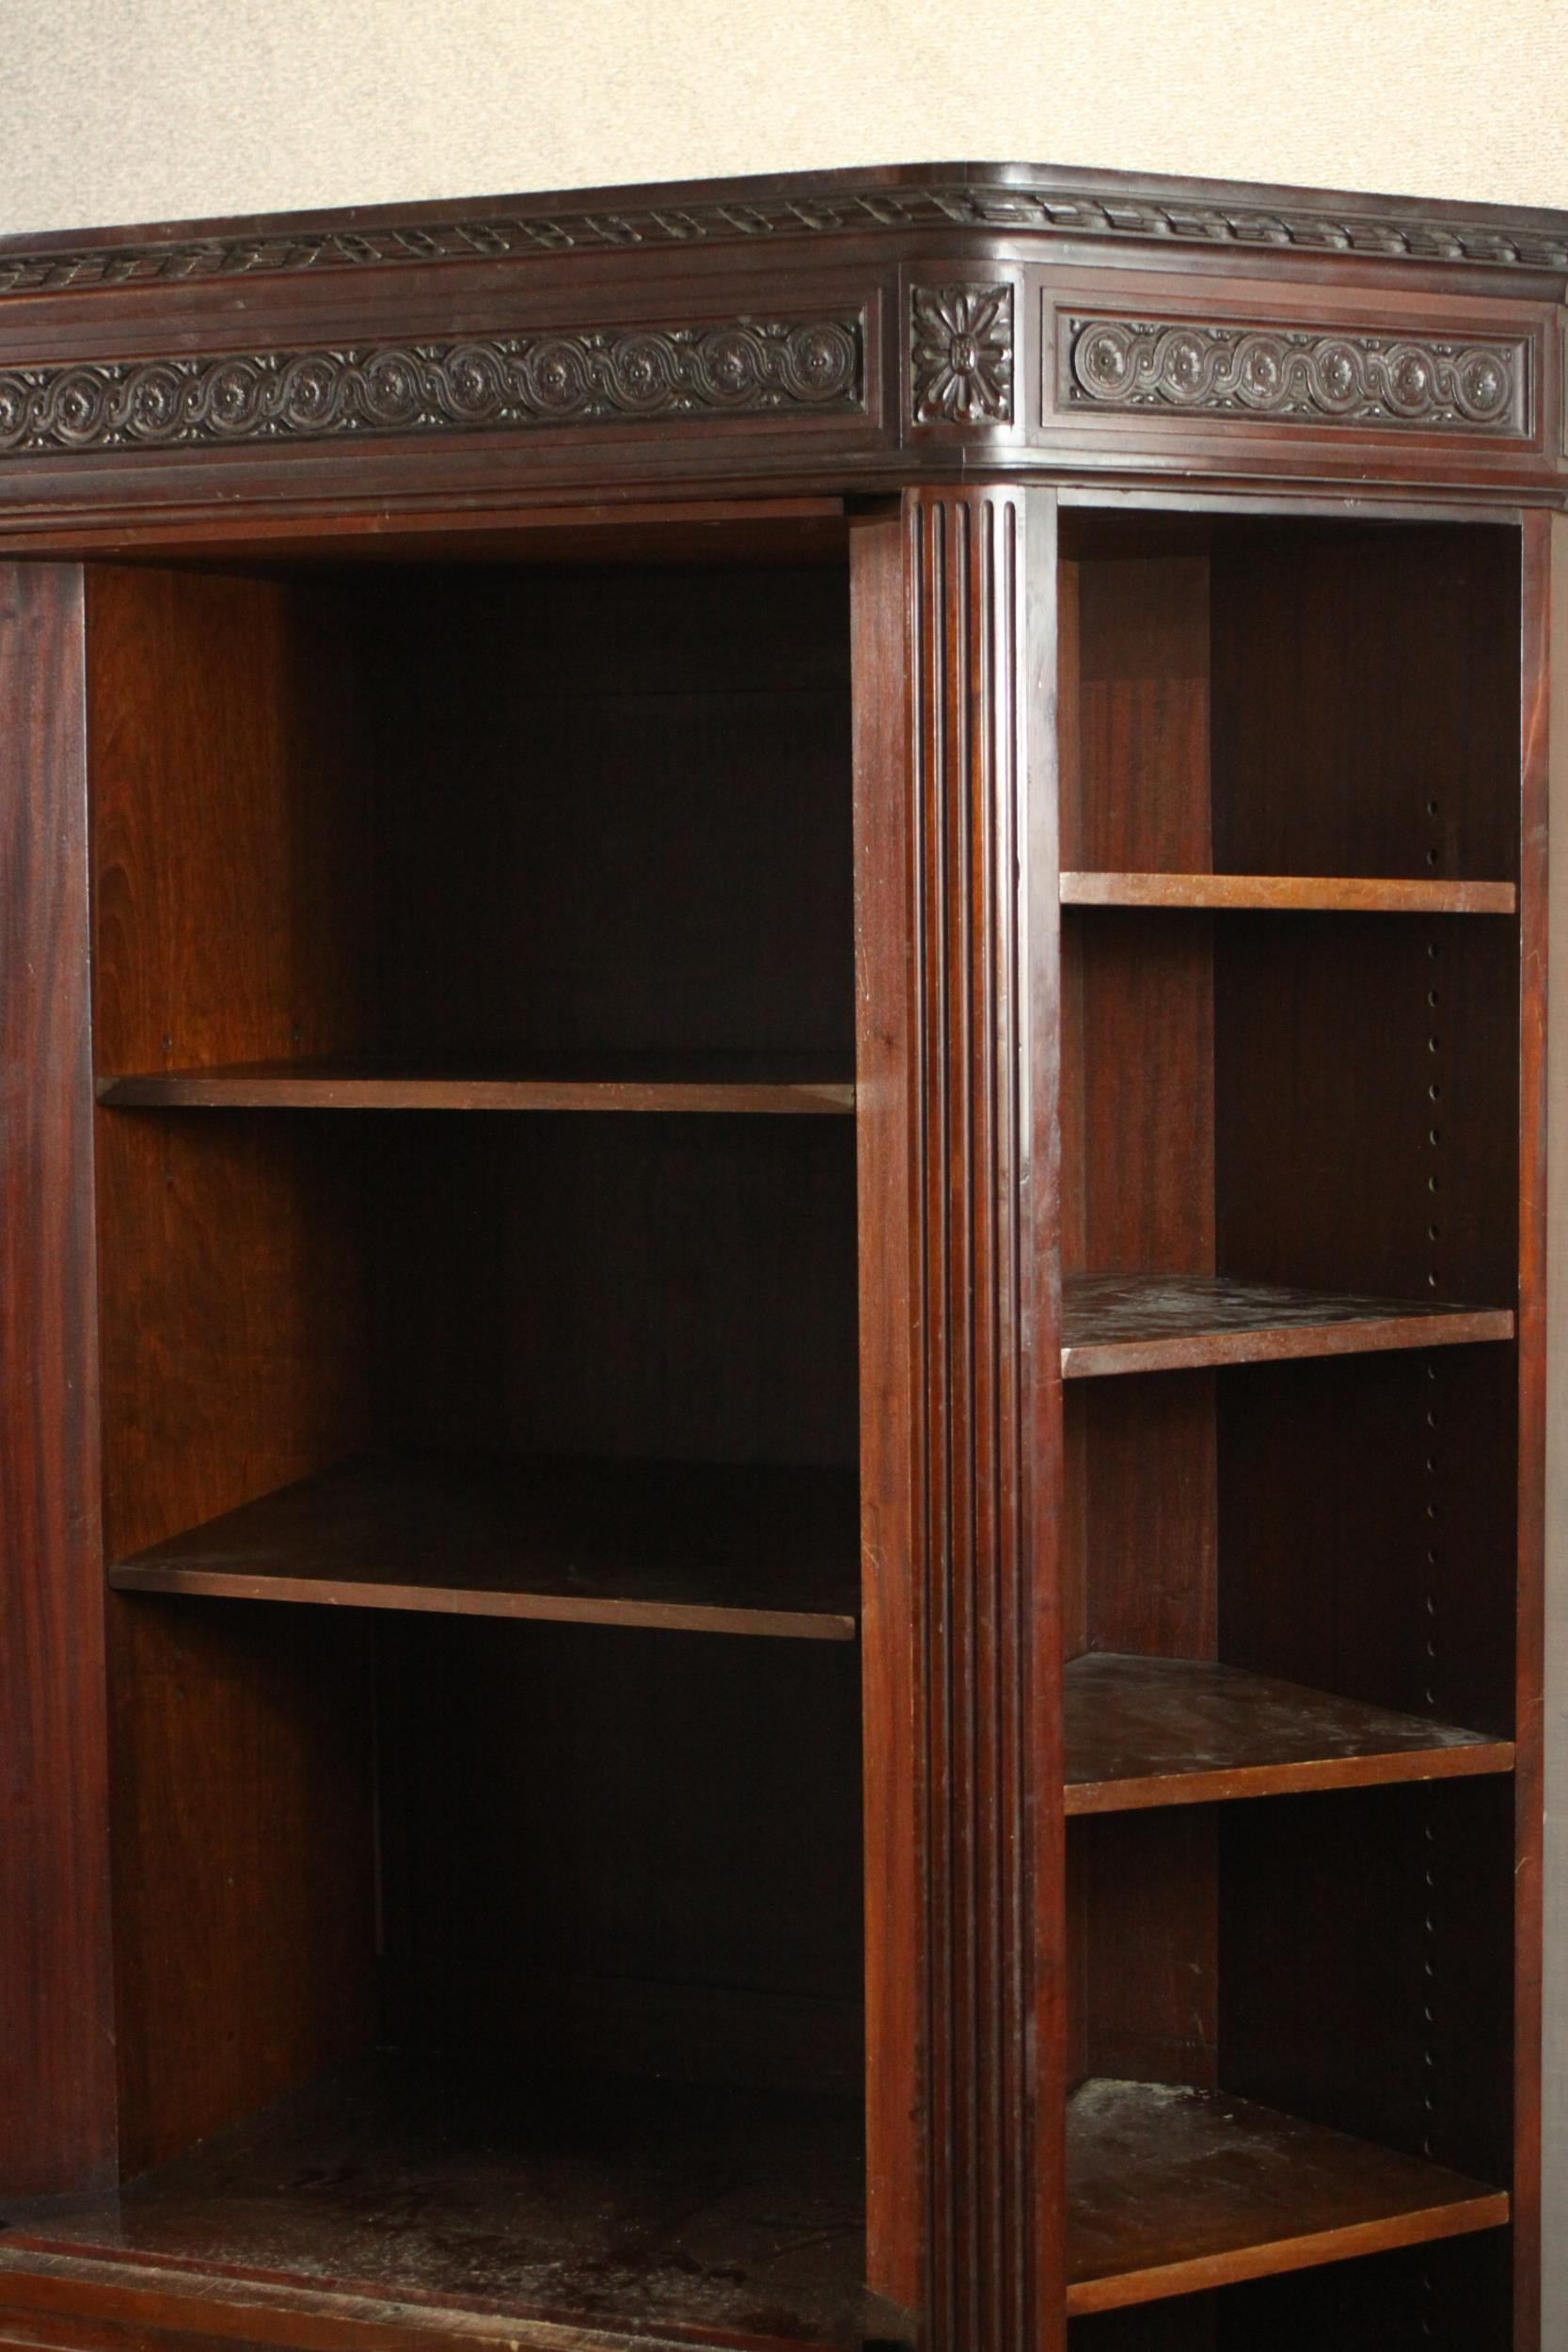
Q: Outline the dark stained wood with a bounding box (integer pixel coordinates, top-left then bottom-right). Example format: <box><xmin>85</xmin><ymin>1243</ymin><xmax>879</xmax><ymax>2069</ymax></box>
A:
<box><xmin>1061</xmin><ymin>911</ymin><xmax>1214</xmax><ymax>1280</ymax></box>
<box><xmin>1063</xmin><ymin>1374</ymin><xmax>1217</xmax><ymax>1663</ymax></box>
<box><xmin>851</xmin><ymin>489</ymin><xmax>1065</xmax><ymax>2347</ymax></box>
<box><xmin>383</xmin><ymin>1619</ymin><xmax>863</xmax><ymax>2100</ymax></box>
<box><xmin>1066</xmin><ymin>2077</ymin><xmax>1509</xmax><ymax>2315</ymax></box>
<box><xmin>372</xmin><ymin>566</ymin><xmax>853</xmax><ymax>1073</ymax></box>
<box><xmin>1062</xmin><ymin>872</ymin><xmax>1516</xmax><ymax>914</ymax></box>
<box><xmin>109</xmin><ymin>1455</ymin><xmax>860</xmax><ymax>1641</ymax></box>
<box><xmin>1511</xmin><ymin>508</ymin><xmax>1553</xmax><ymax>2352</ymax></box>
<box><xmin>848</xmin><ymin>508</ymin><xmax>922</xmax><ymax>2321</ymax></box>
<box><xmin>108</xmin><ymin>1601</ymin><xmax>378</xmax><ymax>2178</ymax></box>
<box><xmin>1211</xmin><ymin>526</ymin><xmax>1522</xmax><ymax>886</ymax></box>
<box><xmin>0</xmin><ymin>564</ymin><xmax>119</xmax><ymax>2199</ymax></box>
<box><xmin>1220</xmin><ymin>1780</ymin><xmax>1518</xmax><ymax>2203</ymax></box>
<box><xmin>1058</xmin><ymin>555</ymin><xmax>1212</xmax><ymax>874</ymax></box>
<box><xmin>94</xmin><ymin>1112</ymin><xmax>372</xmax><ymax>1564</ymax></box>
<box><xmin>1068</xmin><ymin>1811</ymin><xmax>1218</xmax><ymax>2092</ymax></box>
<box><xmin>100</xmin><ymin>1054</ymin><xmax>856</xmax><ymax>1115</ymax></box>
<box><xmin>31</xmin><ymin>495</ymin><xmax>848</xmax><ymax>569</ymax></box>
<box><xmin>374</xmin><ymin>1115</ymin><xmax>859</xmax><ymax>1466</ymax></box>
<box><xmin>87</xmin><ymin>564</ymin><xmax>373</xmax><ymax>1082</ymax></box>
<box><xmin>0</xmin><ymin>151</ymin><xmax>1557</xmax><ymax>2352</ymax></box>
<box><xmin>0</xmin><ymin>2054</ymin><xmax>864</xmax><ymax>2352</ymax></box>
<box><xmin>1217</xmin><ymin>1347</ymin><xmax>1519</xmax><ymax>1752</ymax></box>
<box><xmin>1062</xmin><ymin>1274</ymin><xmax>1513</xmax><ymax>1377</ymax></box>
<box><xmin>1065</xmin><ymin>1652</ymin><xmax>1514</xmax><ymax>1814</ymax></box>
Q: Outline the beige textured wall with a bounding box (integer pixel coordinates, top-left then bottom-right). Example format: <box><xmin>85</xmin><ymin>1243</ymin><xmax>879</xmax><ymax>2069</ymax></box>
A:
<box><xmin>0</xmin><ymin>0</ymin><xmax>1565</xmax><ymax>234</ymax></box>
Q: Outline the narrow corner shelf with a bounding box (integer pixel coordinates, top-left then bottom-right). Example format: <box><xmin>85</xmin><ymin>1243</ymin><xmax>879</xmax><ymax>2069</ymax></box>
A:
<box><xmin>1060</xmin><ymin>871</ymin><xmax>1518</xmax><ymax>915</ymax></box>
<box><xmin>107</xmin><ymin>1454</ymin><xmax>862</xmax><ymax>1643</ymax></box>
<box><xmin>1064</xmin><ymin>1652</ymin><xmax>1514</xmax><ymax>1815</ymax></box>
<box><xmin>97</xmin><ymin>1052</ymin><xmax>858</xmax><ymax>1117</ymax></box>
<box><xmin>1066</xmin><ymin>2077</ymin><xmax>1509</xmax><ymax>2314</ymax></box>
<box><xmin>1061</xmin><ymin>1274</ymin><xmax>1514</xmax><ymax>1378</ymax></box>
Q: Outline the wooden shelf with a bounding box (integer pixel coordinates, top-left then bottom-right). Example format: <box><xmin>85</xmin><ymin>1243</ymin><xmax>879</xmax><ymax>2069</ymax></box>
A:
<box><xmin>1067</xmin><ymin>2077</ymin><xmax>1508</xmax><ymax>2314</ymax></box>
<box><xmin>108</xmin><ymin>1455</ymin><xmax>861</xmax><ymax>1642</ymax></box>
<box><xmin>98</xmin><ymin>1053</ymin><xmax>856</xmax><ymax>1116</ymax></box>
<box><xmin>1061</xmin><ymin>871</ymin><xmax>1517</xmax><ymax>915</ymax></box>
<box><xmin>1061</xmin><ymin>1275</ymin><xmax>1513</xmax><ymax>1378</ymax></box>
<box><xmin>0</xmin><ymin>2052</ymin><xmax>864</xmax><ymax>2350</ymax></box>
<box><xmin>1065</xmin><ymin>1652</ymin><xmax>1514</xmax><ymax>1815</ymax></box>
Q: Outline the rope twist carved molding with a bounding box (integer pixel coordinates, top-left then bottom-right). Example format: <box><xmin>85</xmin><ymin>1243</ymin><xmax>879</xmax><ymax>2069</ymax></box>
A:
<box><xmin>0</xmin><ymin>316</ymin><xmax>863</xmax><ymax>455</ymax></box>
<box><xmin>2</xmin><ymin>179</ymin><xmax>1565</xmax><ymax>297</ymax></box>
<box><xmin>1062</xmin><ymin>313</ymin><xmax>1528</xmax><ymax>434</ymax></box>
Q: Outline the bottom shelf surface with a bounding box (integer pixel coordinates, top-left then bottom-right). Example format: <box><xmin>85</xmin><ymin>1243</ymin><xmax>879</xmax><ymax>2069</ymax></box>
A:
<box><xmin>1066</xmin><ymin>2078</ymin><xmax>1509</xmax><ymax>2315</ymax></box>
<box><xmin>0</xmin><ymin>2053</ymin><xmax>865</xmax><ymax>2350</ymax></box>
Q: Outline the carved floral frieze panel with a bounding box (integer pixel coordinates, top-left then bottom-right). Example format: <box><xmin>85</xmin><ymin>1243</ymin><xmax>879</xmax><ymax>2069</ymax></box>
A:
<box><xmin>1056</xmin><ymin>310</ymin><xmax>1528</xmax><ymax>435</ymax></box>
<box><xmin>0</xmin><ymin>314</ymin><xmax>863</xmax><ymax>456</ymax></box>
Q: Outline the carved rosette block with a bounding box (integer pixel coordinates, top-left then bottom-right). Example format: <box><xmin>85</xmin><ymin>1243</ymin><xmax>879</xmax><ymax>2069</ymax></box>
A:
<box><xmin>0</xmin><ymin>316</ymin><xmax>863</xmax><ymax>456</ymax></box>
<box><xmin>911</xmin><ymin>284</ymin><xmax>1014</xmax><ymax>424</ymax></box>
<box><xmin>1062</xmin><ymin>312</ymin><xmax>1526</xmax><ymax>434</ymax></box>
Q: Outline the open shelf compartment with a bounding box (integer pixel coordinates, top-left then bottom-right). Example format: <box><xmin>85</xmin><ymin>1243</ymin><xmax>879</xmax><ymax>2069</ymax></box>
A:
<box><xmin>1066</xmin><ymin>1778</ymin><xmax>1516</xmax><ymax>2321</ymax></box>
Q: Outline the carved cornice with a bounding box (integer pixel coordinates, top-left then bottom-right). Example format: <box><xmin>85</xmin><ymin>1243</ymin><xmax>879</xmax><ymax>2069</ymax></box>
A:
<box><xmin>1061</xmin><ymin>313</ymin><xmax>1528</xmax><ymax>435</ymax></box>
<box><xmin>0</xmin><ymin>315</ymin><xmax>863</xmax><ymax>455</ymax></box>
<box><xmin>2</xmin><ymin>174</ymin><xmax>1565</xmax><ymax>301</ymax></box>
<box><xmin>911</xmin><ymin>284</ymin><xmax>1014</xmax><ymax>424</ymax></box>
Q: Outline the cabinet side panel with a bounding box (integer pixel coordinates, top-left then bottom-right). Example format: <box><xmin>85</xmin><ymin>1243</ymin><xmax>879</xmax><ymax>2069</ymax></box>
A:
<box><xmin>1522</xmin><ymin>509</ymin><xmax>1560</xmax><ymax>2352</ymax></box>
<box><xmin>0</xmin><ymin>563</ymin><xmax>117</xmax><ymax>2193</ymax></box>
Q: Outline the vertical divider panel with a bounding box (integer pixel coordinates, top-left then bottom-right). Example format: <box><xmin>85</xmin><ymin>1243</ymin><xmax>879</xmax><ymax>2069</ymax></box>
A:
<box><xmin>0</xmin><ymin>563</ymin><xmax>119</xmax><ymax>2195</ymax></box>
<box><xmin>852</xmin><ymin>487</ymin><xmax>1064</xmax><ymax>2352</ymax></box>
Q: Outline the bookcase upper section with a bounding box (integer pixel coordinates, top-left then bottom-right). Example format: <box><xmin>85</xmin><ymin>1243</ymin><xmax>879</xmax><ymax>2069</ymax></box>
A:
<box><xmin>0</xmin><ymin>159</ymin><xmax>1562</xmax><ymax>539</ymax></box>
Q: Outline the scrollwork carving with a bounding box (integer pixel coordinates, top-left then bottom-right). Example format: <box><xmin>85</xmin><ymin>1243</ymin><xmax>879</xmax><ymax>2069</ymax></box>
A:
<box><xmin>1062</xmin><ymin>313</ymin><xmax>1526</xmax><ymax>434</ymax></box>
<box><xmin>0</xmin><ymin>315</ymin><xmax>863</xmax><ymax>456</ymax></box>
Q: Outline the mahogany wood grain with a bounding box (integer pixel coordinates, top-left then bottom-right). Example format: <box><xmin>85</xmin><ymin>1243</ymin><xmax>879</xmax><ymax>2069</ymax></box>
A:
<box><xmin>1068</xmin><ymin>1812</ymin><xmax>1218</xmax><ymax>2092</ymax></box>
<box><xmin>1057</xmin><ymin>555</ymin><xmax>1212</xmax><ymax>874</ymax></box>
<box><xmin>1062</xmin><ymin>1274</ymin><xmax>1513</xmax><ymax>1377</ymax></box>
<box><xmin>1066</xmin><ymin>2078</ymin><xmax>1509</xmax><ymax>2316</ymax></box>
<box><xmin>87</xmin><ymin>564</ymin><xmax>372</xmax><ymax>1082</ymax></box>
<box><xmin>108</xmin><ymin>1455</ymin><xmax>860</xmax><ymax>1641</ymax></box>
<box><xmin>100</xmin><ymin>1056</ymin><xmax>856</xmax><ymax>1115</ymax></box>
<box><xmin>1511</xmin><ymin>509</ymin><xmax>1553</xmax><ymax>2352</ymax></box>
<box><xmin>1217</xmin><ymin>1348</ymin><xmax>1518</xmax><ymax>1749</ymax></box>
<box><xmin>1220</xmin><ymin>1780</ymin><xmax>1518</xmax><ymax>2201</ymax></box>
<box><xmin>0</xmin><ymin>149</ymin><xmax>1556</xmax><ymax>2352</ymax></box>
<box><xmin>848</xmin><ymin>509</ymin><xmax>922</xmax><ymax>2325</ymax></box>
<box><xmin>0</xmin><ymin>2055</ymin><xmax>863</xmax><ymax>2352</ymax></box>
<box><xmin>108</xmin><ymin>1601</ymin><xmax>378</xmax><ymax>2178</ymax></box>
<box><xmin>0</xmin><ymin>564</ymin><xmax>118</xmax><ymax>2198</ymax></box>
<box><xmin>852</xmin><ymin>489</ymin><xmax>1065</xmax><ymax>2348</ymax></box>
<box><xmin>1060</xmin><ymin>914</ymin><xmax>1214</xmax><ymax>1280</ymax></box>
<box><xmin>1211</xmin><ymin>526</ymin><xmax>1521</xmax><ymax>886</ymax></box>
<box><xmin>381</xmin><ymin>1618</ymin><xmax>863</xmax><ymax>2098</ymax></box>
<box><xmin>1540</xmin><ymin>508</ymin><xmax>1568</xmax><ymax>2352</ymax></box>
<box><xmin>1063</xmin><ymin>1375</ymin><xmax>1216</xmax><ymax>1662</ymax></box>
<box><xmin>0</xmin><ymin>2251</ymin><xmax>808</xmax><ymax>2352</ymax></box>
<box><xmin>94</xmin><ymin>1114</ymin><xmax>372</xmax><ymax>1563</ymax></box>
<box><xmin>1065</xmin><ymin>1652</ymin><xmax>1514</xmax><ymax>1814</ymax></box>
<box><xmin>1061</xmin><ymin>872</ymin><xmax>1517</xmax><ymax>914</ymax></box>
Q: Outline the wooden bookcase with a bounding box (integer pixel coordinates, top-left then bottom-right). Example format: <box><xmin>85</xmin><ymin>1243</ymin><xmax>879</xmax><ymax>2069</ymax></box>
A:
<box><xmin>0</xmin><ymin>162</ymin><xmax>1561</xmax><ymax>2352</ymax></box>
